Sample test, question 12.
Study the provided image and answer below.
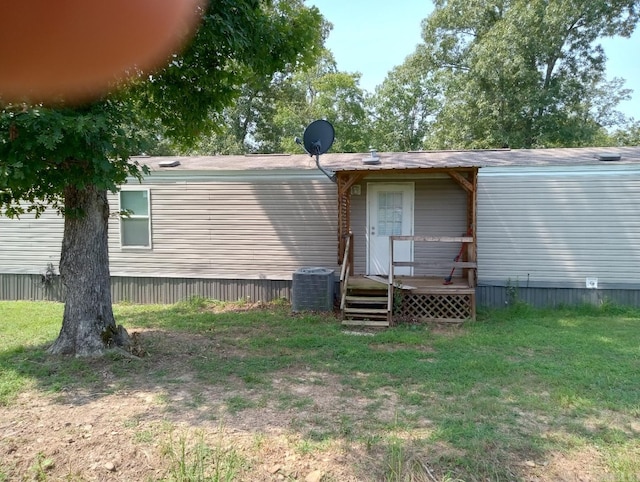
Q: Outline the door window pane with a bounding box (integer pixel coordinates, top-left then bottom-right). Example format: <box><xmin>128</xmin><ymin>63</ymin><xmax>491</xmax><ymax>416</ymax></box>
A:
<box><xmin>378</xmin><ymin>192</ymin><xmax>403</xmax><ymax>236</ymax></box>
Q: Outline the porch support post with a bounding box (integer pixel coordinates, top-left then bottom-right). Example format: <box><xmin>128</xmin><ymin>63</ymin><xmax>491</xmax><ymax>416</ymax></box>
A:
<box><xmin>446</xmin><ymin>169</ymin><xmax>474</xmax><ymax>193</ymax></box>
<box><xmin>337</xmin><ymin>172</ymin><xmax>365</xmax><ymax>274</ymax></box>
<box><xmin>467</xmin><ymin>168</ymin><xmax>478</xmax><ymax>288</ymax></box>
<box><xmin>446</xmin><ymin>168</ymin><xmax>478</xmax><ymax>287</ymax></box>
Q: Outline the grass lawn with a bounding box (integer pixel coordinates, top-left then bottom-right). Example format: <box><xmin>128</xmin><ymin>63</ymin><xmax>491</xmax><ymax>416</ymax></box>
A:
<box><xmin>0</xmin><ymin>298</ymin><xmax>639</xmax><ymax>481</ymax></box>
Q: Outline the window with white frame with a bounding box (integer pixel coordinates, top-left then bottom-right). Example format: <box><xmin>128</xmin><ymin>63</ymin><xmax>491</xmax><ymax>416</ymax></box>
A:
<box><xmin>120</xmin><ymin>190</ymin><xmax>151</xmax><ymax>248</ymax></box>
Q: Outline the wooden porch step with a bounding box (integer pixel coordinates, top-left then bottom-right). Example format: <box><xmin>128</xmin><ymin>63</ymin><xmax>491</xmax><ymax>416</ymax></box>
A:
<box><xmin>343</xmin><ymin>308</ymin><xmax>389</xmax><ymax>318</ymax></box>
<box><xmin>347</xmin><ymin>289</ymin><xmax>388</xmax><ymax>297</ymax></box>
<box><xmin>345</xmin><ymin>295</ymin><xmax>388</xmax><ymax>304</ymax></box>
<box><xmin>341</xmin><ymin>275</ymin><xmax>399</xmax><ymax>326</ymax></box>
<box><xmin>342</xmin><ymin>319</ymin><xmax>389</xmax><ymax>327</ymax></box>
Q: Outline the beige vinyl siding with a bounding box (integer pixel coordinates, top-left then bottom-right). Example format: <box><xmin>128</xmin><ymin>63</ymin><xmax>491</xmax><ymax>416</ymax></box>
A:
<box><xmin>477</xmin><ymin>166</ymin><xmax>640</xmax><ymax>288</ymax></box>
<box><xmin>0</xmin><ymin>209</ymin><xmax>63</xmax><ymax>275</ymax></box>
<box><xmin>108</xmin><ymin>173</ymin><xmax>338</xmax><ymax>280</ymax></box>
<box><xmin>413</xmin><ymin>177</ymin><xmax>468</xmax><ymax>276</ymax></box>
<box><xmin>351</xmin><ymin>176</ymin><xmax>468</xmax><ymax>275</ymax></box>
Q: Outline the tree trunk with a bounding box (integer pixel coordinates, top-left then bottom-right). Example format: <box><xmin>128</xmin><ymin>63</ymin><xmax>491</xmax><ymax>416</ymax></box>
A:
<box><xmin>48</xmin><ymin>184</ymin><xmax>128</xmax><ymax>356</ymax></box>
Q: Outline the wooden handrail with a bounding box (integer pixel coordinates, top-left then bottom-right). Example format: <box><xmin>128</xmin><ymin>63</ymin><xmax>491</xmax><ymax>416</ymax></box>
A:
<box><xmin>340</xmin><ymin>233</ymin><xmax>351</xmax><ymax>282</ymax></box>
<box><xmin>390</xmin><ymin>235</ymin><xmax>473</xmax><ymax>243</ymax></box>
<box><xmin>340</xmin><ymin>269</ymin><xmax>350</xmax><ymax>311</ymax></box>
<box><xmin>340</xmin><ymin>233</ymin><xmax>352</xmax><ymax>311</ymax></box>
<box><xmin>392</xmin><ymin>261</ymin><xmax>477</xmax><ymax>269</ymax></box>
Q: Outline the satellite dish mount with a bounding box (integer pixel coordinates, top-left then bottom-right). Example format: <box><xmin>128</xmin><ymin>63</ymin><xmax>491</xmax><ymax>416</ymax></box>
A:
<box><xmin>295</xmin><ymin>120</ymin><xmax>336</xmax><ymax>182</ymax></box>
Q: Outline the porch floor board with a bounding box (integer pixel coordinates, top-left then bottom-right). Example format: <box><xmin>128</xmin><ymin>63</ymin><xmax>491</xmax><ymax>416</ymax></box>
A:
<box><xmin>396</xmin><ymin>276</ymin><xmax>474</xmax><ymax>295</ymax></box>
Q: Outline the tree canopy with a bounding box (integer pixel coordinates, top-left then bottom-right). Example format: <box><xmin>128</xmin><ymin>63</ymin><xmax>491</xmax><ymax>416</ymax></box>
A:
<box><xmin>139</xmin><ymin>0</ymin><xmax>324</xmax><ymax>142</ymax></box>
<box><xmin>180</xmin><ymin>0</ymin><xmax>640</xmax><ymax>154</ymax></box>
<box><xmin>175</xmin><ymin>48</ymin><xmax>371</xmax><ymax>155</ymax></box>
<box><xmin>416</xmin><ymin>0</ymin><xmax>639</xmax><ymax>149</ymax></box>
<box><xmin>369</xmin><ymin>48</ymin><xmax>439</xmax><ymax>152</ymax></box>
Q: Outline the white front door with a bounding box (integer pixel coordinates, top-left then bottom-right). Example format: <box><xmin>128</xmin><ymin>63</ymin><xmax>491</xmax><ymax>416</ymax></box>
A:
<box><xmin>367</xmin><ymin>183</ymin><xmax>414</xmax><ymax>275</ymax></box>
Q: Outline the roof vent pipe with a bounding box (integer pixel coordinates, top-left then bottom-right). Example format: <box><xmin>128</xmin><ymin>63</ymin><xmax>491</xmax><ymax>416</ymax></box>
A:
<box><xmin>158</xmin><ymin>159</ymin><xmax>181</xmax><ymax>167</ymax></box>
<box><xmin>363</xmin><ymin>147</ymin><xmax>381</xmax><ymax>165</ymax></box>
<box><xmin>596</xmin><ymin>153</ymin><xmax>622</xmax><ymax>161</ymax></box>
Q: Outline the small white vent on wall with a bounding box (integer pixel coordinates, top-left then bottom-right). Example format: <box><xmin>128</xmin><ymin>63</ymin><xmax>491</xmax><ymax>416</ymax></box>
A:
<box><xmin>586</xmin><ymin>278</ymin><xmax>598</xmax><ymax>289</ymax></box>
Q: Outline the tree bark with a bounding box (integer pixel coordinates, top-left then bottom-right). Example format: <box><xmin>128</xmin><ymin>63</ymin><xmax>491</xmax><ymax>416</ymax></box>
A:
<box><xmin>48</xmin><ymin>184</ymin><xmax>128</xmax><ymax>356</ymax></box>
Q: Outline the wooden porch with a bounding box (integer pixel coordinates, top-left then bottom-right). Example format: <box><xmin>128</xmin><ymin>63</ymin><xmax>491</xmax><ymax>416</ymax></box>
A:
<box><xmin>339</xmin><ymin>234</ymin><xmax>477</xmax><ymax>327</ymax></box>
<box><xmin>342</xmin><ymin>275</ymin><xmax>476</xmax><ymax>327</ymax></box>
<box><xmin>335</xmin><ymin>166</ymin><xmax>478</xmax><ymax>327</ymax></box>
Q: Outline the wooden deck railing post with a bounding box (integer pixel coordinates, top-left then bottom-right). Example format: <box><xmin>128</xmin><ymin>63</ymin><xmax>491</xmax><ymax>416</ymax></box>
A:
<box><xmin>349</xmin><ymin>232</ymin><xmax>354</xmax><ymax>276</ymax></box>
<box><xmin>388</xmin><ymin>236</ymin><xmax>394</xmax><ymax>324</ymax></box>
<box><xmin>466</xmin><ymin>240</ymin><xmax>476</xmax><ymax>288</ymax></box>
<box><xmin>467</xmin><ymin>238</ymin><xmax>476</xmax><ymax>320</ymax></box>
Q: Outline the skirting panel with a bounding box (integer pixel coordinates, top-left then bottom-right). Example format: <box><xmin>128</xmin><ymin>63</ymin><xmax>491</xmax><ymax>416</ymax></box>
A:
<box><xmin>477</xmin><ymin>285</ymin><xmax>640</xmax><ymax>308</ymax></box>
<box><xmin>110</xmin><ymin>277</ymin><xmax>291</xmax><ymax>304</ymax></box>
<box><xmin>0</xmin><ymin>274</ymin><xmax>63</xmax><ymax>301</ymax></box>
<box><xmin>7</xmin><ymin>274</ymin><xmax>639</xmax><ymax>309</ymax></box>
<box><xmin>0</xmin><ymin>274</ymin><xmax>291</xmax><ymax>305</ymax></box>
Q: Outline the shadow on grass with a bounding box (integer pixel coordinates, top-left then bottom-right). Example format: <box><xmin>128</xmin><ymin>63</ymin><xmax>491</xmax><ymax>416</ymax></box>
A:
<box><xmin>0</xmin><ymin>343</ymin><xmax>102</xmax><ymax>405</ymax></box>
<box><xmin>2</xmin><ymin>300</ymin><xmax>640</xmax><ymax>480</ymax></box>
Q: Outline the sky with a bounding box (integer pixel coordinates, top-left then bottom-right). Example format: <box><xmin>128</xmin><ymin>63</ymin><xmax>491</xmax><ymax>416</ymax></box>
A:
<box><xmin>310</xmin><ymin>0</ymin><xmax>640</xmax><ymax>121</ymax></box>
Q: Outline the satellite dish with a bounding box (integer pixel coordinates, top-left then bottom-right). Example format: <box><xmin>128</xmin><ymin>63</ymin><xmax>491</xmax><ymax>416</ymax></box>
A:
<box><xmin>295</xmin><ymin>120</ymin><xmax>337</xmax><ymax>183</ymax></box>
<box><xmin>302</xmin><ymin>120</ymin><xmax>335</xmax><ymax>156</ymax></box>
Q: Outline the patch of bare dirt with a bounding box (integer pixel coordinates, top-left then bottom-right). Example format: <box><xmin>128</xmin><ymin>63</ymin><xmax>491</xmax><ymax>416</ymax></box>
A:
<box><xmin>518</xmin><ymin>447</ymin><xmax>610</xmax><ymax>482</ymax></box>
